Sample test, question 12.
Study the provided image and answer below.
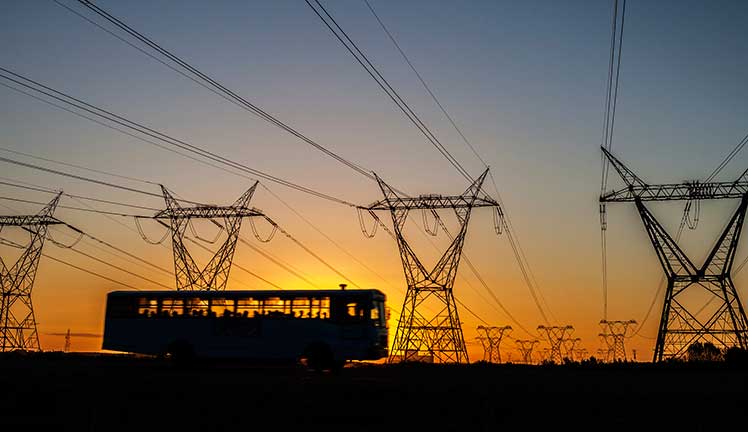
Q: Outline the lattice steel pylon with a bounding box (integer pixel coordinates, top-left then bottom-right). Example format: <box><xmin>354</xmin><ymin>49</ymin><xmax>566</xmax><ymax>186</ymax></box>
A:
<box><xmin>562</xmin><ymin>337</ymin><xmax>582</xmax><ymax>361</ymax></box>
<box><xmin>363</xmin><ymin>168</ymin><xmax>501</xmax><ymax>364</ymax></box>
<box><xmin>599</xmin><ymin>319</ymin><xmax>636</xmax><ymax>362</ymax></box>
<box><xmin>601</xmin><ymin>147</ymin><xmax>748</xmax><ymax>361</ymax></box>
<box><xmin>537</xmin><ymin>325</ymin><xmax>574</xmax><ymax>364</ymax></box>
<box><xmin>573</xmin><ymin>347</ymin><xmax>589</xmax><ymax>361</ymax></box>
<box><xmin>476</xmin><ymin>325</ymin><xmax>513</xmax><ymax>363</ymax></box>
<box><xmin>515</xmin><ymin>339</ymin><xmax>538</xmax><ymax>364</ymax></box>
<box><xmin>155</xmin><ymin>183</ymin><xmax>265</xmax><ymax>291</ymax></box>
<box><xmin>0</xmin><ymin>193</ymin><xmax>62</xmax><ymax>352</ymax></box>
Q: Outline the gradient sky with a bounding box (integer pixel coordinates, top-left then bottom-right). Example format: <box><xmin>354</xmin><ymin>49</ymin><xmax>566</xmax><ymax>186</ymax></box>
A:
<box><xmin>1</xmin><ymin>0</ymin><xmax>748</xmax><ymax>361</ymax></box>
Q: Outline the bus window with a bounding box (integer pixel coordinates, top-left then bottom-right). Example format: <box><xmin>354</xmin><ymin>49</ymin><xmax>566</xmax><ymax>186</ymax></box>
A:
<box><xmin>210</xmin><ymin>298</ymin><xmax>235</xmax><ymax>317</ymax></box>
<box><xmin>292</xmin><ymin>297</ymin><xmax>310</xmax><ymax>318</ymax></box>
<box><xmin>345</xmin><ymin>302</ymin><xmax>364</xmax><ymax>320</ymax></box>
<box><xmin>263</xmin><ymin>297</ymin><xmax>289</xmax><ymax>316</ymax></box>
<box><xmin>185</xmin><ymin>297</ymin><xmax>209</xmax><ymax>318</ymax></box>
<box><xmin>372</xmin><ymin>300</ymin><xmax>386</xmax><ymax>327</ymax></box>
<box><xmin>138</xmin><ymin>298</ymin><xmax>158</xmax><ymax>317</ymax></box>
<box><xmin>162</xmin><ymin>298</ymin><xmax>184</xmax><ymax>317</ymax></box>
<box><xmin>236</xmin><ymin>297</ymin><xmax>260</xmax><ymax>318</ymax></box>
<box><xmin>107</xmin><ymin>296</ymin><xmax>138</xmax><ymax>318</ymax></box>
<box><xmin>311</xmin><ymin>297</ymin><xmax>330</xmax><ymax>319</ymax></box>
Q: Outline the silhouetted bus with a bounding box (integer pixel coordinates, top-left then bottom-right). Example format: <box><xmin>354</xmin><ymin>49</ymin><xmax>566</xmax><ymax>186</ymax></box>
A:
<box><xmin>102</xmin><ymin>288</ymin><xmax>388</xmax><ymax>369</ymax></box>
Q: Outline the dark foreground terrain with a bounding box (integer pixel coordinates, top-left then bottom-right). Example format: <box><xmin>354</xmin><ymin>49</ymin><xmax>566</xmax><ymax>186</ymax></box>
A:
<box><xmin>1</xmin><ymin>352</ymin><xmax>747</xmax><ymax>431</ymax></box>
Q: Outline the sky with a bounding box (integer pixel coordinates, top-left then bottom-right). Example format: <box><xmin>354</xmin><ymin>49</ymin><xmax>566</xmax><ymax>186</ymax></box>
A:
<box><xmin>1</xmin><ymin>0</ymin><xmax>748</xmax><ymax>362</ymax></box>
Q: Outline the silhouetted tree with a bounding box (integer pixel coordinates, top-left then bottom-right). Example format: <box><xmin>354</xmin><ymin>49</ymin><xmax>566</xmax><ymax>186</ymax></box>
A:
<box><xmin>686</xmin><ymin>341</ymin><xmax>722</xmax><ymax>362</ymax></box>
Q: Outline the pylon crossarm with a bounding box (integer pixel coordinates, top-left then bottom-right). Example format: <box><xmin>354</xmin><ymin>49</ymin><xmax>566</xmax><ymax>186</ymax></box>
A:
<box><xmin>365</xmin><ymin>196</ymin><xmax>499</xmax><ymax>211</ymax></box>
<box><xmin>153</xmin><ymin>207</ymin><xmax>264</xmax><ymax>219</ymax></box>
<box><xmin>601</xmin><ymin>181</ymin><xmax>748</xmax><ymax>202</ymax></box>
<box><xmin>0</xmin><ymin>216</ymin><xmax>62</xmax><ymax>226</ymax></box>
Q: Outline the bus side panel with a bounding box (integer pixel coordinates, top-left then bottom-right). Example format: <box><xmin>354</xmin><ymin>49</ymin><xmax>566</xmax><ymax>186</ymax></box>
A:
<box><xmin>102</xmin><ymin>316</ymin><xmax>384</xmax><ymax>361</ymax></box>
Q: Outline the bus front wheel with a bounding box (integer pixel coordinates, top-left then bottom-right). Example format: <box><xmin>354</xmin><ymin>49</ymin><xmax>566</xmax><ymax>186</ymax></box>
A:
<box><xmin>166</xmin><ymin>340</ymin><xmax>195</xmax><ymax>363</ymax></box>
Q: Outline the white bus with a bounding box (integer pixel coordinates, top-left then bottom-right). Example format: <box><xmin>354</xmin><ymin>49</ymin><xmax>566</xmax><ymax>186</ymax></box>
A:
<box><xmin>102</xmin><ymin>287</ymin><xmax>388</xmax><ymax>370</ymax></box>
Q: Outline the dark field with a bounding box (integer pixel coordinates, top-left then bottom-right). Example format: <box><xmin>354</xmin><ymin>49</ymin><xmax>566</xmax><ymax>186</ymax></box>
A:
<box><xmin>1</xmin><ymin>352</ymin><xmax>747</xmax><ymax>431</ymax></box>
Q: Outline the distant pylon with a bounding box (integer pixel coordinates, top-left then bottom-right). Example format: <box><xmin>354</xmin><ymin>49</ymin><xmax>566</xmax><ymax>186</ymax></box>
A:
<box><xmin>573</xmin><ymin>347</ymin><xmax>589</xmax><ymax>361</ymax></box>
<box><xmin>515</xmin><ymin>339</ymin><xmax>538</xmax><ymax>364</ymax></box>
<box><xmin>0</xmin><ymin>193</ymin><xmax>62</xmax><ymax>352</ymax></box>
<box><xmin>562</xmin><ymin>337</ymin><xmax>582</xmax><ymax>361</ymax></box>
<box><xmin>363</xmin><ymin>169</ymin><xmax>502</xmax><ymax>364</ymax></box>
<box><xmin>537</xmin><ymin>325</ymin><xmax>574</xmax><ymax>364</ymax></box>
<box><xmin>476</xmin><ymin>325</ymin><xmax>512</xmax><ymax>363</ymax></box>
<box><xmin>150</xmin><ymin>183</ymin><xmax>269</xmax><ymax>291</ymax></box>
<box><xmin>63</xmin><ymin>328</ymin><xmax>71</xmax><ymax>353</ymax></box>
<box><xmin>599</xmin><ymin>319</ymin><xmax>636</xmax><ymax>361</ymax></box>
<box><xmin>597</xmin><ymin>347</ymin><xmax>610</xmax><ymax>363</ymax></box>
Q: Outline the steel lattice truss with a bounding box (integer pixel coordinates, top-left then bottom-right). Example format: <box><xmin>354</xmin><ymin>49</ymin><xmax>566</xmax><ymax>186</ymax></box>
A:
<box><xmin>365</xmin><ymin>168</ymin><xmax>499</xmax><ymax>364</ymax></box>
<box><xmin>598</xmin><ymin>319</ymin><xmax>636</xmax><ymax>362</ymax></box>
<box><xmin>156</xmin><ymin>183</ymin><xmax>264</xmax><ymax>291</ymax></box>
<box><xmin>562</xmin><ymin>337</ymin><xmax>582</xmax><ymax>361</ymax></box>
<box><xmin>515</xmin><ymin>339</ymin><xmax>538</xmax><ymax>364</ymax></box>
<box><xmin>0</xmin><ymin>193</ymin><xmax>62</xmax><ymax>352</ymax></box>
<box><xmin>537</xmin><ymin>325</ymin><xmax>574</xmax><ymax>363</ymax></box>
<box><xmin>476</xmin><ymin>325</ymin><xmax>512</xmax><ymax>363</ymax></box>
<box><xmin>601</xmin><ymin>148</ymin><xmax>748</xmax><ymax>361</ymax></box>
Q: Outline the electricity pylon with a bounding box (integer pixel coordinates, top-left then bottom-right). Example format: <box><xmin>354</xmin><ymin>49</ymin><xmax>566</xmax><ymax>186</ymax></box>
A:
<box><xmin>476</xmin><ymin>325</ymin><xmax>512</xmax><ymax>363</ymax></box>
<box><xmin>599</xmin><ymin>319</ymin><xmax>636</xmax><ymax>361</ymax></box>
<box><xmin>154</xmin><ymin>183</ymin><xmax>265</xmax><ymax>291</ymax></box>
<box><xmin>573</xmin><ymin>347</ymin><xmax>589</xmax><ymax>361</ymax></box>
<box><xmin>363</xmin><ymin>168</ymin><xmax>501</xmax><ymax>364</ymax></box>
<box><xmin>515</xmin><ymin>339</ymin><xmax>538</xmax><ymax>364</ymax></box>
<box><xmin>601</xmin><ymin>147</ymin><xmax>748</xmax><ymax>361</ymax></box>
<box><xmin>562</xmin><ymin>337</ymin><xmax>582</xmax><ymax>361</ymax></box>
<box><xmin>64</xmin><ymin>328</ymin><xmax>71</xmax><ymax>353</ymax></box>
<box><xmin>596</xmin><ymin>348</ymin><xmax>610</xmax><ymax>362</ymax></box>
<box><xmin>0</xmin><ymin>193</ymin><xmax>62</xmax><ymax>352</ymax></box>
<box><xmin>537</xmin><ymin>325</ymin><xmax>574</xmax><ymax>364</ymax></box>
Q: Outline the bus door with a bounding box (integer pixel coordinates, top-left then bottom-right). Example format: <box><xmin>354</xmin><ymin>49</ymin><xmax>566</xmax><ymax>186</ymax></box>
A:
<box><xmin>339</xmin><ymin>298</ymin><xmax>367</xmax><ymax>339</ymax></box>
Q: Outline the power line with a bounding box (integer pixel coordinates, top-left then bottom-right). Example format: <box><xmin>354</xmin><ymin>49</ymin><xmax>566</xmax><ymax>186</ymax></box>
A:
<box><xmin>0</xmin><ymin>67</ymin><xmax>356</xmax><ymax>206</ymax></box>
<box><xmin>306</xmin><ymin>0</ymin><xmax>474</xmax><ymax>183</ymax></box>
<box><xmin>0</xmin><ymin>235</ymin><xmax>141</xmax><ymax>291</ymax></box>
<box><xmin>71</xmin><ymin>0</ymin><xmax>375</xmax><ymax>183</ymax></box>
<box><xmin>599</xmin><ymin>0</ymin><xmax>626</xmax><ymax>321</ymax></box>
<box><xmin>0</xmin><ymin>177</ymin><xmax>160</xmax><ymax>212</ymax></box>
<box><xmin>359</xmin><ymin>1</ymin><xmax>553</xmax><ymax>325</ymax></box>
<box><xmin>37</xmin><ymin>3</ymin><xmax>520</xmax><ymax>328</ymax></box>
<box><xmin>362</xmin><ymin>0</ymin><xmax>486</xmax><ymax>167</ymax></box>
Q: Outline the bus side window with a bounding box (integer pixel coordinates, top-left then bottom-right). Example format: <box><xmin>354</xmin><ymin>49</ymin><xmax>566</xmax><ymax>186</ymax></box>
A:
<box><xmin>138</xmin><ymin>298</ymin><xmax>158</xmax><ymax>317</ymax></box>
<box><xmin>346</xmin><ymin>302</ymin><xmax>365</xmax><ymax>321</ymax></box>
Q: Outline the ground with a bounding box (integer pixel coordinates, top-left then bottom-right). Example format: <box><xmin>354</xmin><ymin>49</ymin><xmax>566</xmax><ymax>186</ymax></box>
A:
<box><xmin>1</xmin><ymin>352</ymin><xmax>746</xmax><ymax>431</ymax></box>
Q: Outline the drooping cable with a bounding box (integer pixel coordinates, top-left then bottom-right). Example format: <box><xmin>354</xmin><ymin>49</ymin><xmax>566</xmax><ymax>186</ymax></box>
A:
<box><xmin>0</xmin><ymin>67</ymin><xmax>355</xmax><ymax>207</ymax></box>
<box><xmin>357</xmin><ymin>0</ymin><xmax>554</xmax><ymax>326</ymax></box>
<box><xmin>306</xmin><ymin>0</ymin><xmax>474</xmax><ymax>183</ymax></box>
<box><xmin>599</xmin><ymin>0</ymin><xmax>626</xmax><ymax>321</ymax></box>
<box><xmin>0</xmin><ymin>236</ymin><xmax>141</xmax><ymax>291</ymax></box>
<box><xmin>71</xmin><ymin>0</ymin><xmax>376</xmax><ymax>183</ymax></box>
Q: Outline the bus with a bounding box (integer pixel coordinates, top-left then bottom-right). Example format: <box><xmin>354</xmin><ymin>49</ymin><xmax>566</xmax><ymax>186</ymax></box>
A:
<box><xmin>102</xmin><ymin>287</ymin><xmax>388</xmax><ymax>369</ymax></box>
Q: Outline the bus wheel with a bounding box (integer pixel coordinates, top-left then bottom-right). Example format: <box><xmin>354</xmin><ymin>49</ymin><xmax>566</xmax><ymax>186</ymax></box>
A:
<box><xmin>301</xmin><ymin>342</ymin><xmax>334</xmax><ymax>372</ymax></box>
<box><xmin>166</xmin><ymin>340</ymin><xmax>194</xmax><ymax>364</ymax></box>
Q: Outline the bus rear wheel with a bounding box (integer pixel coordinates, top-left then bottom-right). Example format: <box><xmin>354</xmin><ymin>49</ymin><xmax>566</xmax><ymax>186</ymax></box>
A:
<box><xmin>301</xmin><ymin>342</ymin><xmax>336</xmax><ymax>372</ymax></box>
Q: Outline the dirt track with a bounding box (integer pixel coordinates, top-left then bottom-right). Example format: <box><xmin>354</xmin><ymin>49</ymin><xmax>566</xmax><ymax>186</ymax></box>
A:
<box><xmin>1</xmin><ymin>352</ymin><xmax>746</xmax><ymax>431</ymax></box>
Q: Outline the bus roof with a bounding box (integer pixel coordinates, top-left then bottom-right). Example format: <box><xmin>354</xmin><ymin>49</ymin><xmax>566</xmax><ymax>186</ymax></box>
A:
<box><xmin>107</xmin><ymin>289</ymin><xmax>386</xmax><ymax>299</ymax></box>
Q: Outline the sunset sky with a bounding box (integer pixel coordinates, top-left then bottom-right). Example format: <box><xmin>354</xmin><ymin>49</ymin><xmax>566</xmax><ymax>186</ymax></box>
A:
<box><xmin>2</xmin><ymin>0</ymin><xmax>748</xmax><ymax>361</ymax></box>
